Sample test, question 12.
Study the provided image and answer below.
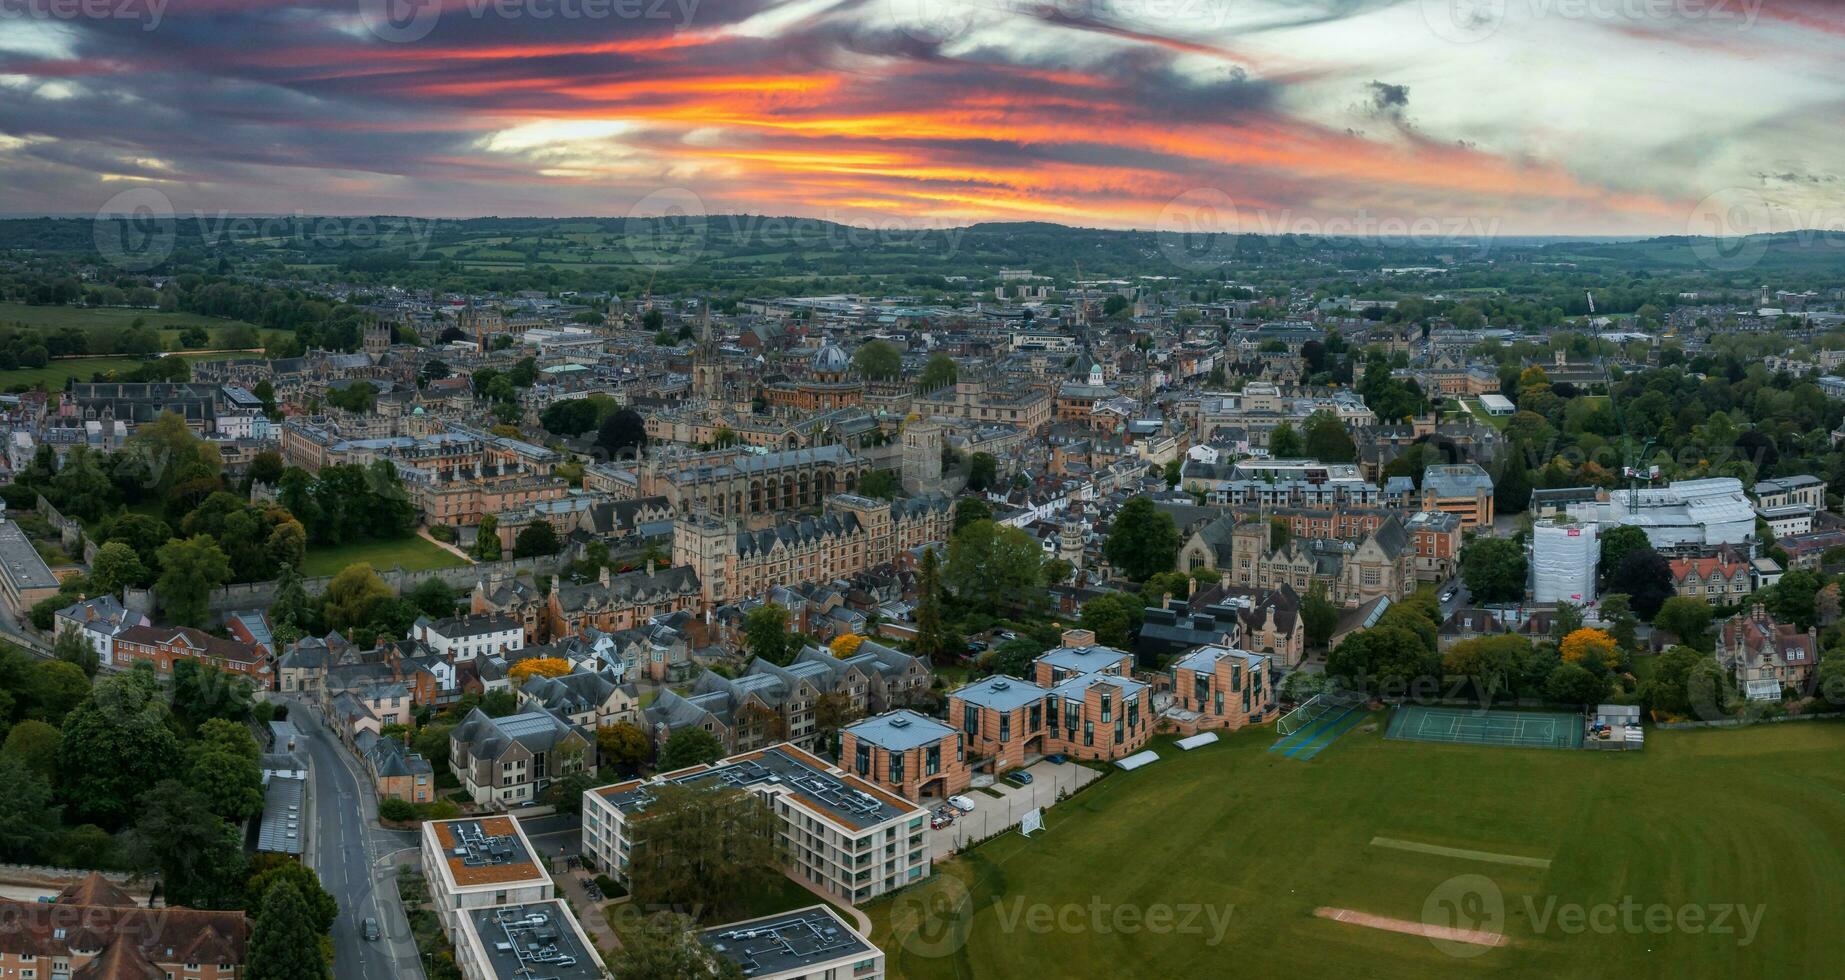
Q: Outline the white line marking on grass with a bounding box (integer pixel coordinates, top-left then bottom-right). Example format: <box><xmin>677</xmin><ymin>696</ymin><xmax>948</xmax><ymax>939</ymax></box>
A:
<box><xmin>1370</xmin><ymin>836</ymin><xmax>1552</xmax><ymax>869</ymax></box>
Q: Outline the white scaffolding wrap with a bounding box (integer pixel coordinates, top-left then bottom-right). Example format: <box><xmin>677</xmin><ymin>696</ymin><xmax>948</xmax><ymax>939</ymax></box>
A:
<box><xmin>1533</xmin><ymin>522</ymin><xmax>1598</xmax><ymax>604</ymax></box>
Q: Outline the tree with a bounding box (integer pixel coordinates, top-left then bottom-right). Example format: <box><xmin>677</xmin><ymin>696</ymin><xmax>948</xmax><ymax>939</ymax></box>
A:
<box><xmin>407</xmin><ymin>577</ymin><xmax>458</xmax><ymax>618</ymax></box>
<box><xmin>1139</xmin><ymin>570</ymin><xmax>1192</xmax><ymax>607</ymax></box>
<box><xmin>2</xmin><ymin>718</ymin><xmax>61</xmax><ymax>779</ymax></box>
<box><xmin>475</xmin><ymin>514</ymin><xmax>502</xmax><ymax>560</ymax></box>
<box><xmin>89</xmin><ymin>540</ymin><xmax>149</xmax><ymax>594</ymax></box>
<box><xmin>1267</xmin><ymin>422</ymin><xmax>1303</xmax><ymax>458</ymax></box>
<box><xmin>851</xmin><ymin>340</ymin><xmax>902</xmax><ymax>380</ymax></box>
<box><xmin>596</xmin><ymin>722</ymin><xmax>652</xmax><ymax>777</ymax></box>
<box><xmin>1102</xmin><ymin>496</ymin><xmax>1179</xmax><ymax>581</ymax></box>
<box><xmin>103</xmin><ymin>512</ymin><xmax>173</xmax><ymax>570</ymax></box>
<box><xmin>1461</xmin><ymin>537</ymin><xmax>1527</xmax><ymax>604</ymax></box>
<box><xmin>946</xmin><ymin>520</ymin><xmax>1045</xmax><ymax>614</ymax></box>
<box><xmin>1545</xmin><ymin>663</ymin><xmax>1608</xmax><ymax>705</ymax></box>
<box><xmin>988</xmin><ymin>637</ymin><xmax>1044</xmax><ymax>677</ymax></box>
<box><xmin>121</xmin><ymin>411</ymin><xmax>220</xmax><ymax>498</ymax></box>
<box><xmin>1639</xmin><ymin>645</ymin><xmax>1728</xmax><ymax>720</ymax></box>
<box><xmin>1610</xmin><ymin>547</ymin><xmax>1674</xmax><ymax>620</ymax></box>
<box><xmin>657</xmin><ymin>727</ymin><xmax>724</xmax><ymax>771</ymax></box>
<box><xmin>912</xmin><ymin>546</ymin><xmax>954</xmax><ymax>663</ymax></box>
<box><xmin>966</xmin><ymin>453</ymin><xmax>998</xmax><ymax>492</ymax></box>
<box><xmin>917</xmin><ymin>353</ymin><xmax>957</xmax><ymax>390</ymax></box>
<box><xmin>1763</xmin><ymin>569</ymin><xmax>1823</xmax><ymax>630</ymax></box>
<box><xmin>1326</xmin><ymin>625</ymin><xmax>1435</xmax><ymax>692</ymax></box>
<box><xmin>270</xmin><ymin>563</ymin><xmax>314</xmax><ymax>638</ymax></box>
<box><xmin>1654</xmin><ymin>595</ymin><xmax>1713</xmax><ymax>646</ymax></box>
<box><xmin>1079</xmin><ymin>592</ymin><xmax>1144</xmax><ymax>650</ymax></box>
<box><xmin>1269</xmin><ymin>517</ymin><xmax>1291</xmax><ymax>552</ymax></box>
<box><xmin>812</xmin><ymin>690</ymin><xmax>862</xmax><ymax>754</ymax></box>
<box><xmin>27</xmin><ymin>659</ymin><xmax>90</xmax><ymax>726</ymax></box>
<box><xmin>1441</xmin><ymin>634</ymin><xmax>1534</xmax><ymax>703</ymax></box>
<box><xmin>627</xmin><ymin>782</ymin><xmax>781</xmax><ymax>922</ymax></box>
<box><xmin>1598</xmin><ymin>525</ymin><xmax>1651</xmax><ymax>583</ymax></box>
<box><xmin>513</xmin><ymin>522</ymin><xmax>560</xmax><ymax>558</ymax></box>
<box><xmin>1559</xmin><ymin>628</ymin><xmax>1619</xmax><ymax>670</ymax></box>
<box><xmin>155</xmin><ymin>535</ymin><xmax>232</xmax><ymax>627</ymax></box>
<box><xmin>857</xmin><ymin>469</ymin><xmax>899</xmax><ymax>499</ymax></box>
<box><xmin>596</xmin><ymin>409</ymin><xmax>648</xmax><ymax>457</ymax></box>
<box><xmin>244</xmin><ymin>857</ymin><xmax>338</xmax><ymax>935</ymax></box>
<box><xmin>608</xmin><ymin>912</ymin><xmax>747</xmax><ymax>979</ymax></box>
<box><xmin>321</xmin><ymin>563</ymin><xmax>393</xmax><ymax>631</ymax></box>
<box><xmin>953</xmin><ymin>497</ymin><xmax>991</xmax><ymax>532</ymax></box>
<box><xmin>1301</xmin><ymin>580</ymin><xmax>1338</xmax><ymax>649</ymax></box>
<box><xmin>59</xmin><ymin>668</ymin><xmax>182</xmax><ymax>830</ymax></box>
<box><xmin>246</xmin><ymin>879</ymin><xmax>330</xmax><ymax>980</ymax></box>
<box><xmin>509</xmin><ymin>657</ymin><xmax>573</xmax><ymax>686</ymax></box>
<box><xmin>743</xmin><ymin>604</ymin><xmax>800</xmax><ymax>666</ymax></box>
<box><xmin>539</xmin><ymin>398</ymin><xmax>604</xmax><ymax>437</ymax></box>
<box><xmin>1301</xmin><ymin>411</ymin><xmax>1356</xmax><ymax>463</ymax></box>
<box><xmin>1496</xmin><ymin>449</ymin><xmax>1532</xmax><ymax>515</ymax></box>
<box><xmin>0</xmin><ymin>755</ymin><xmax>56</xmax><ymax>861</ymax></box>
<box><xmin>126</xmin><ymin>780</ymin><xmax>247</xmax><ymax>909</ymax></box>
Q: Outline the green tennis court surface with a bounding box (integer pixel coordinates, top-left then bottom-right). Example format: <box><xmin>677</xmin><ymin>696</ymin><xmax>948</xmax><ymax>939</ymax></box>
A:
<box><xmin>1386</xmin><ymin>705</ymin><xmax>1583</xmax><ymax>749</ymax></box>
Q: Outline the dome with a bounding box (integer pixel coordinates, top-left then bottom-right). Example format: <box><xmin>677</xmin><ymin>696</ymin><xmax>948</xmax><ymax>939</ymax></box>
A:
<box><xmin>813</xmin><ymin>342</ymin><xmax>850</xmax><ymax>375</ymax></box>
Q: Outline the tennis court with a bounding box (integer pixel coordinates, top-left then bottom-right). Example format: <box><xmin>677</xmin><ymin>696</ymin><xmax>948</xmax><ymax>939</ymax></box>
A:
<box><xmin>1386</xmin><ymin>705</ymin><xmax>1583</xmax><ymax>749</ymax></box>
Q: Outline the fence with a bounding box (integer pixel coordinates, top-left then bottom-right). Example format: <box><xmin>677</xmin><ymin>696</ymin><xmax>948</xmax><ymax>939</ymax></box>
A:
<box><xmin>1654</xmin><ymin>712</ymin><xmax>1845</xmax><ymax>730</ymax></box>
<box><xmin>0</xmin><ymin>863</ymin><xmax>139</xmax><ymax>884</ymax></box>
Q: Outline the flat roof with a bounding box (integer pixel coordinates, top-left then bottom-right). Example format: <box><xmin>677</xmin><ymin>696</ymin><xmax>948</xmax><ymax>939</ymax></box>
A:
<box><xmin>843</xmin><ymin>709</ymin><xmax>955</xmax><ymax>752</ymax></box>
<box><xmin>1033</xmin><ymin>644</ymin><xmax>1131</xmax><ymax>675</ymax></box>
<box><xmin>0</xmin><ymin>520</ymin><xmax>59</xmax><ymax>589</ymax></box>
<box><xmin>595</xmin><ymin>744</ymin><xmax>917</xmax><ymax>832</ymax></box>
<box><xmin>698</xmin><ymin>905</ymin><xmax>874</xmax><ymax>977</ymax></box>
<box><xmin>430</xmin><ymin>817</ymin><xmax>544</xmax><ymax>887</ymax></box>
<box><xmin>950</xmin><ymin>675</ymin><xmax>1047</xmax><ymax>712</ymax></box>
<box><xmin>465</xmin><ymin>901</ymin><xmax>604</xmax><ymax>980</ymax></box>
<box><xmin>255</xmin><ymin>775</ymin><xmax>306</xmax><ymax>855</ymax></box>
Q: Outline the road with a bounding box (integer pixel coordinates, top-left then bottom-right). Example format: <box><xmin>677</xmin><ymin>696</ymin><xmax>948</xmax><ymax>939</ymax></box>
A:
<box><xmin>1439</xmin><ymin>581</ymin><xmax>1472</xmax><ymax>618</ymax></box>
<box><xmin>285</xmin><ymin>698</ymin><xmax>425</xmax><ymax>980</ymax></box>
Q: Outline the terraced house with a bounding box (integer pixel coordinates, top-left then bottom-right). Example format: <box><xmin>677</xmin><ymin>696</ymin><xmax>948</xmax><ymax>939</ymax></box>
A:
<box><xmin>840</xmin><ymin>708</ymin><xmax>970</xmax><ymax>803</ymax></box>
<box><xmin>0</xmin><ymin>873</ymin><xmax>247</xmax><ymax>980</ymax></box>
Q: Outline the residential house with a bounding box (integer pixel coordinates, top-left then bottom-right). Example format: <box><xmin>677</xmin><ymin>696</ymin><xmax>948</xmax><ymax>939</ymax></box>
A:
<box><xmin>1165</xmin><ymin>644</ymin><xmax>1271</xmax><ymax>735</ymax></box>
<box><xmin>449</xmin><ymin>709</ymin><xmax>593</xmax><ymax>807</ymax></box>
<box><xmin>1717</xmin><ymin>604</ymin><xmax>1818</xmax><ymax>701</ymax></box>
<box><xmin>1670</xmin><ymin>554</ymin><xmax>1753</xmax><ymax>605</ymax></box>
<box><xmin>112</xmin><ymin>624</ymin><xmax>271</xmax><ymax>686</ymax></box>
<box><xmin>53</xmin><ymin>594</ymin><xmax>147</xmax><ymax>668</ymax></box>
<box><xmin>0</xmin><ymin>873</ymin><xmax>247</xmax><ymax>980</ymax></box>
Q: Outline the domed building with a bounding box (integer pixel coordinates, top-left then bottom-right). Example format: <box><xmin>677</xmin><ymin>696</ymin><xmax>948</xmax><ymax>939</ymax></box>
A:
<box><xmin>764</xmin><ymin>337</ymin><xmax>867</xmax><ymax>412</ymax></box>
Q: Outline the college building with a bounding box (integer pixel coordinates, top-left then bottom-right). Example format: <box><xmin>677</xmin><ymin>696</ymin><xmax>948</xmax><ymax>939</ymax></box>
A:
<box><xmin>946</xmin><ymin>630</ymin><xmax>1153</xmax><ymax>774</ymax></box>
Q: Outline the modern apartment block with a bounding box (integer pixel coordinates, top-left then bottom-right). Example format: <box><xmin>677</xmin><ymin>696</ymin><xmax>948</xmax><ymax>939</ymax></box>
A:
<box><xmin>947</xmin><ymin>631</ymin><xmax>1153</xmax><ymax>774</ymax></box>
<box><xmin>1166</xmin><ymin>644</ymin><xmax>1273</xmax><ymax>736</ymax></box>
<box><xmin>419</xmin><ymin>816</ymin><xmax>555</xmax><ymax>941</ymax></box>
<box><xmin>698</xmin><ymin>905</ymin><xmax>885</xmax><ymax>980</ymax></box>
<box><xmin>581</xmin><ymin>743</ymin><xmax>930</xmax><ymax>906</ymax></box>
<box><xmin>453</xmin><ymin>900</ymin><xmax>608</xmax><ymax>980</ymax></box>
<box><xmin>839</xmin><ymin>708</ymin><xmax>969</xmax><ymax>803</ymax></box>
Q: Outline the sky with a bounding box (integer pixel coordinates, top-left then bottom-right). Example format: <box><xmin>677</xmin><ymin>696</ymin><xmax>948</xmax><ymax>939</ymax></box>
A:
<box><xmin>1</xmin><ymin>0</ymin><xmax>1843</xmax><ymax>236</ymax></box>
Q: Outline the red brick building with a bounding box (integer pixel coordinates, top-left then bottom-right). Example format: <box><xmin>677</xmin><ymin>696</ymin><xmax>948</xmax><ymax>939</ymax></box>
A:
<box><xmin>0</xmin><ymin>873</ymin><xmax>247</xmax><ymax>980</ymax></box>
<box><xmin>839</xmin><ymin>708</ymin><xmax>969</xmax><ymax>802</ymax></box>
<box><xmin>113</xmin><ymin>624</ymin><xmax>271</xmax><ymax>685</ymax></box>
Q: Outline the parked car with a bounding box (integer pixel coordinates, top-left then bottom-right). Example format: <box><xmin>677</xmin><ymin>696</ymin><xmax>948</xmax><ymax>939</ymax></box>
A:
<box><xmin>1007</xmin><ymin>771</ymin><xmax>1035</xmax><ymax>785</ymax></box>
<box><xmin>948</xmin><ymin>795</ymin><xmax>976</xmax><ymax>813</ymax></box>
<box><xmin>1045</xmin><ymin>754</ymin><xmax>1065</xmax><ymax>765</ymax></box>
<box><xmin>930</xmin><ymin>814</ymin><xmax>953</xmax><ymax>829</ymax></box>
<box><xmin>362</xmin><ymin>918</ymin><xmax>380</xmax><ymax>942</ymax></box>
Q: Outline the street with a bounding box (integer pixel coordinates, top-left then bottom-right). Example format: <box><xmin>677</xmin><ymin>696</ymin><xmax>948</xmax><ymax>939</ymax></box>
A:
<box><xmin>285</xmin><ymin>699</ymin><xmax>425</xmax><ymax>980</ymax></box>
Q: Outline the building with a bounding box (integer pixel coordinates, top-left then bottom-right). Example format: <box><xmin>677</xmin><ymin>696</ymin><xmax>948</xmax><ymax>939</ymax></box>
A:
<box><xmin>1753</xmin><ymin>475</ymin><xmax>1825</xmax><ymax>513</ymax></box>
<box><xmin>1564</xmin><ymin>478</ymin><xmax>1756</xmax><ymax>550</ymax></box>
<box><xmin>1478</xmin><ymin>393</ymin><xmax>1516</xmax><ymax>415</ymax></box>
<box><xmin>0</xmin><ymin>873</ymin><xmax>247</xmax><ymax>980</ymax></box>
<box><xmin>53</xmin><ymin>594</ymin><xmax>148</xmax><ymax>667</ymax></box>
<box><xmin>698</xmin><ymin>906</ymin><xmax>884</xmax><ymax>980</ymax></box>
<box><xmin>414</xmin><ymin>614</ymin><xmax>525</xmax><ymax>662</ymax></box>
<box><xmin>946</xmin><ymin>631</ymin><xmax>1152</xmax><ymax>774</ymax></box>
<box><xmin>839</xmin><ymin>709</ymin><xmax>969</xmax><ymax>803</ymax></box>
<box><xmin>453</xmin><ymin>901</ymin><xmax>608</xmax><ymax>980</ymax></box>
<box><xmin>582</xmin><ymin>743</ymin><xmax>930</xmax><ymax>906</ymax></box>
<box><xmin>0</xmin><ymin>517</ymin><xmax>60</xmax><ymax>617</ymax></box>
<box><xmin>1669</xmin><ymin>554</ymin><xmax>1753</xmax><ymax>605</ymax></box>
<box><xmin>419</xmin><ymin>816</ymin><xmax>556</xmax><ymax>941</ymax></box>
<box><xmin>1165</xmin><ymin>644</ymin><xmax>1272</xmax><ymax>735</ymax></box>
<box><xmin>112</xmin><ymin>624</ymin><xmax>271</xmax><ymax>684</ymax></box>
<box><xmin>674</xmin><ymin>494</ymin><xmax>951</xmax><ymax>604</ymax></box>
<box><xmin>449</xmin><ymin>709</ymin><xmax>593</xmax><ymax>807</ymax></box>
<box><xmin>1420</xmin><ymin>464</ymin><xmax>1495</xmax><ymax>530</ymax></box>
<box><xmin>1717</xmin><ymin>604</ymin><xmax>1818</xmax><ymax>701</ymax></box>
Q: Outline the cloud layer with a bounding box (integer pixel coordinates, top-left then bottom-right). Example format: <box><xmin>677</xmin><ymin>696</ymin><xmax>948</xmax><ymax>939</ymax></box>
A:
<box><xmin>2</xmin><ymin>0</ymin><xmax>1842</xmax><ymax>234</ymax></box>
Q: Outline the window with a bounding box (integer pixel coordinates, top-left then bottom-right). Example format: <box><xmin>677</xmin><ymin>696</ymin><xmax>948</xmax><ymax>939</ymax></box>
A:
<box><xmin>999</xmin><ymin>713</ymin><xmax>1010</xmax><ymax>743</ymax></box>
<box><xmin>855</xmin><ymin>743</ymin><xmax>870</xmax><ymax>776</ymax></box>
<box><xmin>963</xmin><ymin>703</ymin><xmax>979</xmax><ymax>736</ymax></box>
<box><xmin>889</xmin><ymin>754</ymin><xmax>904</xmax><ymax>784</ymax></box>
<box><xmin>1083</xmin><ymin>721</ymin><xmax>1094</xmax><ymax>746</ymax></box>
<box><xmin>926</xmin><ymin>745</ymin><xmax>940</xmax><ymax>775</ymax></box>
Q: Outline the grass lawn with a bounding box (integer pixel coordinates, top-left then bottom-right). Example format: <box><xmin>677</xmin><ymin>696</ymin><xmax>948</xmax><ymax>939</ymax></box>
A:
<box><xmin>868</xmin><ymin>718</ymin><xmax>1845</xmax><ymax>979</ymax></box>
<box><xmin>0</xmin><ymin>356</ymin><xmax>155</xmax><ymax>390</ymax></box>
<box><xmin>0</xmin><ymin>302</ymin><xmax>271</xmax><ymax>346</ymax></box>
<box><xmin>1463</xmin><ymin>398</ymin><xmax>1511</xmax><ymax>431</ymax></box>
<box><xmin>302</xmin><ymin>536</ymin><xmax>470</xmax><ymax>576</ymax></box>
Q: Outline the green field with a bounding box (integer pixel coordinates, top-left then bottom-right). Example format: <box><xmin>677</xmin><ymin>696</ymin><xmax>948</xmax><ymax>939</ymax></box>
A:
<box><xmin>302</xmin><ymin>536</ymin><xmax>470</xmax><ymax>577</ymax></box>
<box><xmin>0</xmin><ymin>302</ymin><xmax>273</xmax><ymax>347</ymax></box>
<box><xmin>869</xmin><ymin>717</ymin><xmax>1845</xmax><ymax>979</ymax></box>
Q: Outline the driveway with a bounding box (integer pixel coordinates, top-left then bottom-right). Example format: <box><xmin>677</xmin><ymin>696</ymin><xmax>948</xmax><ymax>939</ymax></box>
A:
<box><xmin>929</xmin><ymin>760</ymin><xmax>1100</xmax><ymax>859</ymax></box>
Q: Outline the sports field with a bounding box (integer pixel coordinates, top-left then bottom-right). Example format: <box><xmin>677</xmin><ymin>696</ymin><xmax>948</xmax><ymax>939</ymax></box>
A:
<box><xmin>1387</xmin><ymin>705</ymin><xmax>1584</xmax><ymax>749</ymax></box>
<box><xmin>869</xmin><ymin>717</ymin><xmax>1845</xmax><ymax>979</ymax></box>
<box><xmin>302</xmin><ymin>536</ymin><xmax>470</xmax><ymax>576</ymax></box>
